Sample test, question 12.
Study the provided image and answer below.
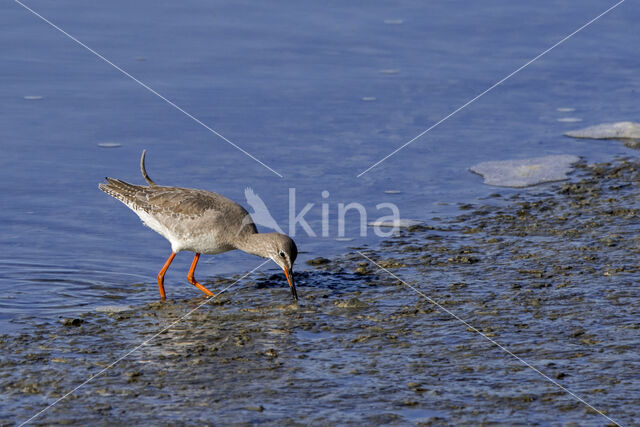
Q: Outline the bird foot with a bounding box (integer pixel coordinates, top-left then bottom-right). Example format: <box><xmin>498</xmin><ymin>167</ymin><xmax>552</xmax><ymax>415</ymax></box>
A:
<box><xmin>187</xmin><ymin>276</ymin><xmax>215</xmax><ymax>297</ymax></box>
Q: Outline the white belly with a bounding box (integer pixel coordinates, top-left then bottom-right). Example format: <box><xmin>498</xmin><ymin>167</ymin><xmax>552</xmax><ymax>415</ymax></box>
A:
<box><xmin>135</xmin><ymin>209</ymin><xmax>233</xmax><ymax>254</ymax></box>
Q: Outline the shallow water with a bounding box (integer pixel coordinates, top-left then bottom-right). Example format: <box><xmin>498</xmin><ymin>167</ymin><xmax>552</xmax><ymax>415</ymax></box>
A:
<box><xmin>2</xmin><ymin>0</ymin><xmax>638</xmax><ymax>325</ymax></box>
<box><xmin>2</xmin><ymin>160</ymin><xmax>639</xmax><ymax>425</ymax></box>
<box><xmin>1</xmin><ymin>0</ymin><xmax>639</xmax><ymax>424</ymax></box>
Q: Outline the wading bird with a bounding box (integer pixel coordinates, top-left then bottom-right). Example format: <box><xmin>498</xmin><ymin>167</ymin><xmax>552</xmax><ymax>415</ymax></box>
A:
<box><xmin>99</xmin><ymin>151</ymin><xmax>298</xmax><ymax>300</ymax></box>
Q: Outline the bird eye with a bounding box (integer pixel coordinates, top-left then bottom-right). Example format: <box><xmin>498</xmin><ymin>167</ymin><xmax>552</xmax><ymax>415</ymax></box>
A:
<box><xmin>279</xmin><ymin>251</ymin><xmax>285</xmax><ymax>258</ymax></box>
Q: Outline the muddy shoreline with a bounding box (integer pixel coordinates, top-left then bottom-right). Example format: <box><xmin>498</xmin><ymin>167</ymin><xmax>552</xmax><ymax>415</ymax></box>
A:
<box><xmin>2</xmin><ymin>158</ymin><xmax>639</xmax><ymax>425</ymax></box>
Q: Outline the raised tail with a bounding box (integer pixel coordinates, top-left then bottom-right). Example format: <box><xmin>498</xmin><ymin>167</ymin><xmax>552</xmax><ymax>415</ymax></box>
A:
<box><xmin>140</xmin><ymin>149</ymin><xmax>156</xmax><ymax>186</ymax></box>
<box><xmin>98</xmin><ymin>177</ymin><xmax>145</xmax><ymax>208</ymax></box>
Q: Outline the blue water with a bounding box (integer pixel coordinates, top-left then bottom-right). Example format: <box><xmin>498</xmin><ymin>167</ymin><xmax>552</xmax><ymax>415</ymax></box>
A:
<box><xmin>1</xmin><ymin>0</ymin><xmax>638</xmax><ymax>327</ymax></box>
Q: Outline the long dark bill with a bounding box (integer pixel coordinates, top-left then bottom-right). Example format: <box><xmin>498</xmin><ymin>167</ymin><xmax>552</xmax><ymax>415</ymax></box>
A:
<box><xmin>284</xmin><ymin>268</ymin><xmax>298</xmax><ymax>301</ymax></box>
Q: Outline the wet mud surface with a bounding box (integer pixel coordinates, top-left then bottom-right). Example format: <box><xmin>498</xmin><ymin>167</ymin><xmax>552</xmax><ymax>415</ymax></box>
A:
<box><xmin>2</xmin><ymin>159</ymin><xmax>639</xmax><ymax>425</ymax></box>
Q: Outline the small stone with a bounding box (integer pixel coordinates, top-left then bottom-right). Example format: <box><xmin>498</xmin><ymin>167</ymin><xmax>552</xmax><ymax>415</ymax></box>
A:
<box><xmin>377</xmin><ymin>259</ymin><xmax>406</xmax><ymax>268</ymax></box>
<box><xmin>449</xmin><ymin>282</ymin><xmax>468</xmax><ymax>289</ymax></box>
<box><xmin>570</xmin><ymin>329</ymin><xmax>585</xmax><ymax>338</ymax></box>
<box><xmin>61</xmin><ymin>318</ymin><xmax>84</xmax><ymax>327</ymax></box>
<box><xmin>21</xmin><ymin>383</ymin><xmax>40</xmax><ymax>394</ymax></box>
<box><xmin>354</xmin><ymin>266</ymin><xmax>369</xmax><ymax>275</ymax></box>
<box><xmin>407</xmin><ymin>382</ymin><xmax>427</xmax><ymax>392</ymax></box>
<box><xmin>306</xmin><ymin>257</ymin><xmax>331</xmax><ymax>266</ymax></box>
<box><xmin>449</xmin><ymin>255</ymin><xmax>480</xmax><ymax>264</ymax></box>
<box><xmin>125</xmin><ymin>371</ymin><xmax>142</xmax><ymax>383</ymax></box>
<box><xmin>529</xmin><ymin>298</ymin><xmax>541</xmax><ymax>307</ymax></box>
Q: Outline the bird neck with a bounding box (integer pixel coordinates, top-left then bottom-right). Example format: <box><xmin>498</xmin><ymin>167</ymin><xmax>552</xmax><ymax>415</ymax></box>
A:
<box><xmin>234</xmin><ymin>232</ymin><xmax>272</xmax><ymax>259</ymax></box>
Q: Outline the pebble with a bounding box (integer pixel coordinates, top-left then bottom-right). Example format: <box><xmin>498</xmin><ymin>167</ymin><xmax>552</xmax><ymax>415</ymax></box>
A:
<box><xmin>61</xmin><ymin>318</ymin><xmax>84</xmax><ymax>327</ymax></box>
<box><xmin>306</xmin><ymin>257</ymin><xmax>331</xmax><ymax>266</ymax></box>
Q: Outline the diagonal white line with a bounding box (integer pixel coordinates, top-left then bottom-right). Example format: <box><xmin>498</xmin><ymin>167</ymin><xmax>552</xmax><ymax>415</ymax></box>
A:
<box><xmin>357</xmin><ymin>0</ymin><xmax>626</xmax><ymax>177</ymax></box>
<box><xmin>14</xmin><ymin>0</ymin><xmax>283</xmax><ymax>178</ymax></box>
<box><xmin>19</xmin><ymin>259</ymin><xmax>272</xmax><ymax>426</ymax></box>
<box><xmin>357</xmin><ymin>251</ymin><xmax>621</xmax><ymax>426</ymax></box>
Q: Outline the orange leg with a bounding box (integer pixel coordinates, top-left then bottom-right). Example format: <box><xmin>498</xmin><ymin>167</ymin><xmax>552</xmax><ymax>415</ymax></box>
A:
<box><xmin>156</xmin><ymin>252</ymin><xmax>176</xmax><ymax>299</ymax></box>
<box><xmin>187</xmin><ymin>253</ymin><xmax>215</xmax><ymax>297</ymax></box>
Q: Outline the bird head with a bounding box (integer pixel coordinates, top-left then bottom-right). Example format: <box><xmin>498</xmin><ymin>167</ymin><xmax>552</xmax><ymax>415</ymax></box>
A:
<box><xmin>267</xmin><ymin>234</ymin><xmax>298</xmax><ymax>300</ymax></box>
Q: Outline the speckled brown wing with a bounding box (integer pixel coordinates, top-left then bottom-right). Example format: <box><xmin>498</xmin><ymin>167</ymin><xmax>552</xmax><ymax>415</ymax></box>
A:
<box><xmin>100</xmin><ymin>178</ymin><xmax>231</xmax><ymax>218</ymax></box>
<box><xmin>143</xmin><ymin>187</ymin><xmax>228</xmax><ymax>218</ymax></box>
